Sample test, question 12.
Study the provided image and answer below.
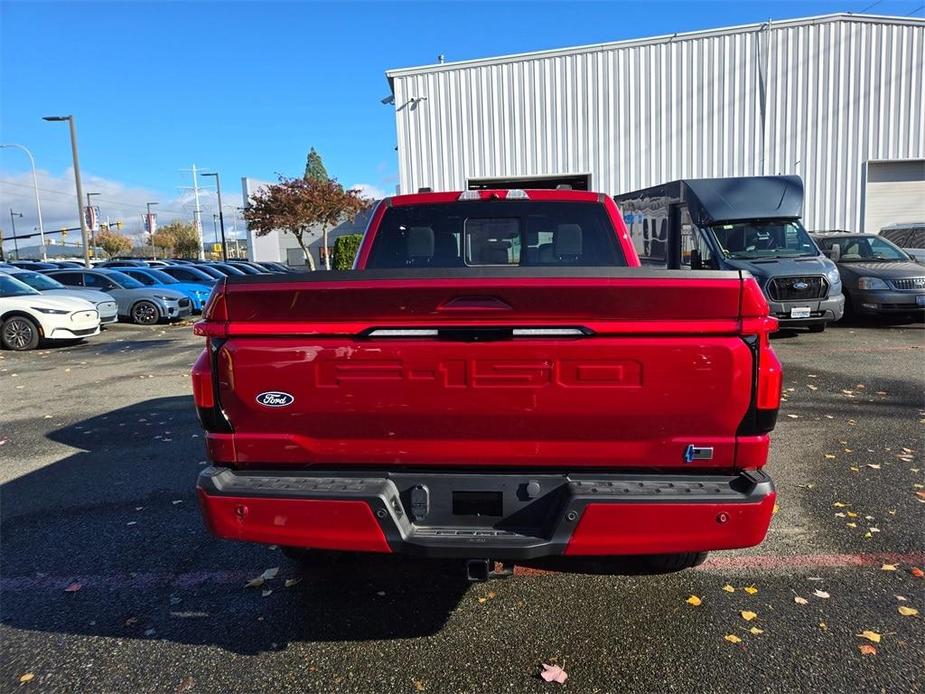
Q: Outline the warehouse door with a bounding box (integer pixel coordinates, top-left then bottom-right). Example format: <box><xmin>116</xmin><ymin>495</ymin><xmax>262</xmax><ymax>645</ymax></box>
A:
<box><xmin>467</xmin><ymin>174</ymin><xmax>591</xmax><ymax>191</ymax></box>
<box><xmin>864</xmin><ymin>160</ymin><xmax>925</xmax><ymax>233</ymax></box>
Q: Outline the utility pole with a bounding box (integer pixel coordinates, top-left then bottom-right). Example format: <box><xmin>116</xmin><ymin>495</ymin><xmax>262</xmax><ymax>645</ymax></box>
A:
<box><xmin>146</xmin><ymin>202</ymin><xmax>158</xmax><ymax>259</ymax></box>
<box><xmin>0</xmin><ymin>144</ymin><xmax>47</xmax><ymax>261</ymax></box>
<box><xmin>190</xmin><ymin>164</ymin><xmax>205</xmax><ymax>260</ymax></box>
<box><xmin>201</xmin><ymin>172</ymin><xmax>227</xmax><ymax>261</ymax></box>
<box><xmin>9</xmin><ymin>209</ymin><xmax>22</xmax><ymax>259</ymax></box>
<box><xmin>43</xmin><ymin>115</ymin><xmax>91</xmax><ymax>267</ymax></box>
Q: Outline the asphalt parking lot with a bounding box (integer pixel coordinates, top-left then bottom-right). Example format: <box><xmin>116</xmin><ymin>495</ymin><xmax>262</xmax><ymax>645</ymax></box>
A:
<box><xmin>1</xmin><ymin>319</ymin><xmax>923</xmax><ymax>693</ymax></box>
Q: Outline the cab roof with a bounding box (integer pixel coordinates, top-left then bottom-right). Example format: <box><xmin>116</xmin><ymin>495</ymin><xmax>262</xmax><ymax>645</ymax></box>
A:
<box><xmin>387</xmin><ymin>189</ymin><xmax>605</xmax><ymax>207</ymax></box>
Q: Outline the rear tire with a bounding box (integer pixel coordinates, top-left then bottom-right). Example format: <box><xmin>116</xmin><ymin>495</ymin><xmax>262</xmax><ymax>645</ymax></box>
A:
<box><xmin>131</xmin><ymin>301</ymin><xmax>160</xmax><ymax>325</ymax></box>
<box><xmin>807</xmin><ymin>323</ymin><xmax>826</xmax><ymax>333</ymax></box>
<box><xmin>1</xmin><ymin>316</ymin><xmax>41</xmax><ymax>351</ymax></box>
<box><xmin>643</xmin><ymin>552</ymin><xmax>708</xmax><ymax>572</ymax></box>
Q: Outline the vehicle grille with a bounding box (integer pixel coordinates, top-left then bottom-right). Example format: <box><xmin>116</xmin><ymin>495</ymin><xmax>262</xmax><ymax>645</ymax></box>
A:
<box><xmin>889</xmin><ymin>277</ymin><xmax>925</xmax><ymax>291</ymax></box>
<box><xmin>767</xmin><ymin>276</ymin><xmax>828</xmax><ymax>301</ymax></box>
<box><xmin>71</xmin><ymin>327</ymin><xmax>98</xmax><ymax>336</ymax></box>
<box><xmin>178</xmin><ymin>298</ymin><xmax>191</xmax><ymax>307</ymax></box>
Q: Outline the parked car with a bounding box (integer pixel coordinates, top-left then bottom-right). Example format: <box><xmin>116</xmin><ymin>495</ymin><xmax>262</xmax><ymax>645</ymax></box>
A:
<box><xmin>879</xmin><ymin>222</ymin><xmax>925</xmax><ymax>264</ymax></box>
<box><xmin>193</xmin><ymin>188</ymin><xmax>782</xmax><ymax>575</ymax></box>
<box><xmin>202</xmin><ymin>262</ymin><xmax>247</xmax><ymax>277</ymax></box>
<box><xmin>0</xmin><ymin>274</ymin><xmax>100</xmax><ymax>350</ymax></box>
<box><xmin>0</xmin><ymin>268</ymin><xmax>118</xmax><ymax>324</ymax></box>
<box><xmin>812</xmin><ymin>233</ymin><xmax>925</xmax><ymax>316</ymax></box>
<box><xmin>97</xmin><ymin>259</ymin><xmax>150</xmax><ymax>268</ymax></box>
<box><xmin>255</xmin><ymin>261</ymin><xmax>295</xmax><ymax>273</ymax></box>
<box><xmin>226</xmin><ymin>260</ymin><xmax>274</xmax><ymax>273</ymax></box>
<box><xmin>50</xmin><ymin>261</ymin><xmax>84</xmax><ymax>269</ymax></box>
<box><xmin>116</xmin><ymin>267</ymin><xmax>212</xmax><ymax>312</ymax></box>
<box><xmin>156</xmin><ymin>265</ymin><xmax>219</xmax><ymax>287</ymax></box>
<box><xmin>46</xmin><ymin>268</ymin><xmax>192</xmax><ymax>324</ymax></box>
<box><xmin>615</xmin><ymin>176</ymin><xmax>844</xmax><ymax>332</ymax></box>
<box><xmin>10</xmin><ymin>260</ymin><xmax>59</xmax><ymax>271</ymax></box>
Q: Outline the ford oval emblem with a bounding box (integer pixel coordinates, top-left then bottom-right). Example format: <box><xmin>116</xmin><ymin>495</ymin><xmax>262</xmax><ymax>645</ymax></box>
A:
<box><xmin>792</xmin><ymin>281</ymin><xmax>809</xmax><ymax>290</ymax></box>
<box><xmin>256</xmin><ymin>391</ymin><xmax>294</xmax><ymax>407</ymax></box>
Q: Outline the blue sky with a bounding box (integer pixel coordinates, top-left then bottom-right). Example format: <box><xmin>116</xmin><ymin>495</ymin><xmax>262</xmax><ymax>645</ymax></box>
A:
<box><xmin>2</xmin><ymin>0</ymin><xmax>923</xmax><ymax>243</ymax></box>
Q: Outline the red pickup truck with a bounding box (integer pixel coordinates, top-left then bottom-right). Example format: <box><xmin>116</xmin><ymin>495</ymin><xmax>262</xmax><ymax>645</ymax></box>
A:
<box><xmin>192</xmin><ymin>189</ymin><xmax>781</xmax><ymax>578</ymax></box>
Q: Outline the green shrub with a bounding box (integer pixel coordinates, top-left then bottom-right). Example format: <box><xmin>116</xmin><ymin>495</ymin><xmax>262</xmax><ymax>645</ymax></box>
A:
<box><xmin>332</xmin><ymin>234</ymin><xmax>363</xmax><ymax>270</ymax></box>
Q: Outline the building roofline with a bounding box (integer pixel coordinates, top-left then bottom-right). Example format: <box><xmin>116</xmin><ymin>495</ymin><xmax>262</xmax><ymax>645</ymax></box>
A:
<box><xmin>385</xmin><ymin>12</ymin><xmax>924</xmax><ymax>87</ymax></box>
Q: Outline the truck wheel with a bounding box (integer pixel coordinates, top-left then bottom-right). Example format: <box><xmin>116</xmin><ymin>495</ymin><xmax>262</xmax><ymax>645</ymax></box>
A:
<box><xmin>1</xmin><ymin>316</ymin><xmax>41</xmax><ymax>351</ymax></box>
<box><xmin>807</xmin><ymin>323</ymin><xmax>826</xmax><ymax>333</ymax></box>
<box><xmin>131</xmin><ymin>301</ymin><xmax>160</xmax><ymax>325</ymax></box>
<box><xmin>644</xmin><ymin>552</ymin><xmax>708</xmax><ymax>572</ymax></box>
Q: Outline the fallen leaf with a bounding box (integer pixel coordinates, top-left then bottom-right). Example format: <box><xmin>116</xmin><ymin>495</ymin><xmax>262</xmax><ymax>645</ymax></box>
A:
<box><xmin>64</xmin><ymin>582</ymin><xmax>81</xmax><ymax>593</ymax></box>
<box><xmin>540</xmin><ymin>663</ymin><xmax>568</xmax><ymax>684</ymax></box>
<box><xmin>846</xmin><ymin>522</ymin><xmax>857</xmax><ymax>528</ymax></box>
<box><xmin>813</xmin><ymin>590</ymin><xmax>830</xmax><ymax>599</ymax></box>
<box><xmin>866</xmin><ymin>464</ymin><xmax>881</xmax><ymax>470</ymax></box>
<box><xmin>824</xmin><ymin>454</ymin><xmax>836</xmax><ymax>459</ymax></box>
<box><xmin>913</xmin><ymin>568</ymin><xmax>925</xmax><ymax>578</ymax></box>
<box><xmin>856</xmin><ymin>630</ymin><xmax>881</xmax><ymax>643</ymax></box>
<box><xmin>261</xmin><ymin>588</ymin><xmax>273</xmax><ymax>597</ymax></box>
<box><xmin>858</xmin><ymin>644</ymin><xmax>877</xmax><ymax>656</ymax></box>
<box><xmin>741</xmin><ymin>610</ymin><xmax>758</xmax><ymax>621</ymax></box>
<box><xmin>125</xmin><ymin>617</ymin><xmax>138</xmax><ymax>626</ymax></box>
<box><xmin>743</xmin><ymin>586</ymin><xmax>759</xmax><ymax>595</ymax></box>
<box><xmin>176</xmin><ymin>676</ymin><xmax>196</xmax><ymax>693</ymax></box>
<box><xmin>722</xmin><ymin>584</ymin><xmax>735</xmax><ymax>593</ymax></box>
<box><xmin>773</xmin><ymin>503</ymin><xmax>780</xmax><ymax>515</ymax></box>
<box><xmin>686</xmin><ymin>595</ymin><xmax>702</xmax><ymax>606</ymax></box>
<box><xmin>869</xmin><ymin>527</ymin><xmax>880</xmax><ymax>533</ymax></box>
<box><xmin>260</xmin><ymin>567</ymin><xmax>279</xmax><ymax>581</ymax></box>
<box><xmin>794</xmin><ymin>596</ymin><xmax>809</xmax><ymax>605</ymax></box>
<box><xmin>833</xmin><ymin>502</ymin><xmax>847</xmax><ymax>508</ymax></box>
<box><xmin>244</xmin><ymin>577</ymin><xmax>265</xmax><ymax>589</ymax></box>
<box><xmin>819</xmin><ymin>622</ymin><xmax>827</xmax><ymax>630</ymax></box>
<box><xmin>897</xmin><ymin>606</ymin><xmax>919</xmax><ymax>617</ymax></box>
<box><xmin>749</xmin><ymin>626</ymin><xmax>764</xmax><ymax>635</ymax></box>
<box><xmin>413</xmin><ymin>680</ymin><xmax>426</xmax><ymax>692</ymax></box>
<box><xmin>478</xmin><ymin>597</ymin><xmax>487</xmax><ymax>604</ymax></box>
<box><xmin>19</xmin><ymin>673</ymin><xmax>34</xmax><ymax>683</ymax></box>
<box><xmin>846</xmin><ymin>511</ymin><xmax>858</xmax><ymax>518</ymax></box>
<box><xmin>284</xmin><ymin>578</ymin><xmax>302</xmax><ymax>588</ymax></box>
<box><xmin>724</xmin><ymin>634</ymin><xmax>742</xmax><ymax>644</ymax></box>
<box><xmin>786</xmin><ymin>414</ymin><xmax>799</xmax><ymax>419</ymax></box>
<box><xmin>835</xmin><ymin>512</ymin><xmax>846</xmax><ymax>518</ymax></box>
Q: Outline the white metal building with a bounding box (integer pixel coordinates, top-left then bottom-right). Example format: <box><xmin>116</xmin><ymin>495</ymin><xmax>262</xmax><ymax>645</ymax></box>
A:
<box><xmin>386</xmin><ymin>13</ymin><xmax>925</xmax><ymax>232</ymax></box>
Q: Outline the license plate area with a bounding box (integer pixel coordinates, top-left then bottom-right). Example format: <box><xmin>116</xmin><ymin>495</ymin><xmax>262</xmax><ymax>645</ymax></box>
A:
<box><xmin>452</xmin><ymin>491</ymin><xmax>504</xmax><ymax>517</ymax></box>
<box><xmin>790</xmin><ymin>306</ymin><xmax>812</xmax><ymax>318</ymax></box>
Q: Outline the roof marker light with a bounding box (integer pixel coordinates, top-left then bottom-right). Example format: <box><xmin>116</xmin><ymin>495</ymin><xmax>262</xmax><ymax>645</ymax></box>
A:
<box><xmin>506</xmin><ymin>189</ymin><xmax>529</xmax><ymax>199</ymax></box>
<box><xmin>368</xmin><ymin>329</ymin><xmax>440</xmax><ymax>337</ymax></box>
<box><xmin>511</xmin><ymin>328</ymin><xmax>586</xmax><ymax>337</ymax></box>
<box><xmin>458</xmin><ymin>190</ymin><xmax>481</xmax><ymax>200</ymax></box>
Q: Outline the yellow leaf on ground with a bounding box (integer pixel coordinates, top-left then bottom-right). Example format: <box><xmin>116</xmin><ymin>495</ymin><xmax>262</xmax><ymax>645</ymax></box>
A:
<box><xmin>744</xmin><ymin>586</ymin><xmax>759</xmax><ymax>595</ymax></box>
<box><xmin>794</xmin><ymin>596</ymin><xmax>809</xmax><ymax>605</ymax></box>
<box><xmin>722</xmin><ymin>584</ymin><xmax>735</xmax><ymax>593</ymax></box>
<box><xmin>833</xmin><ymin>502</ymin><xmax>847</xmax><ymax>508</ymax></box>
<box><xmin>846</xmin><ymin>522</ymin><xmax>857</xmax><ymax>528</ymax></box>
<box><xmin>857</xmin><ymin>630</ymin><xmax>881</xmax><ymax>643</ymax></box>
<box><xmin>686</xmin><ymin>595</ymin><xmax>702</xmax><ymax>606</ymax></box>
<box><xmin>724</xmin><ymin>634</ymin><xmax>742</xmax><ymax>644</ymax></box>
<box><xmin>824</xmin><ymin>454</ymin><xmax>835</xmax><ymax>459</ymax></box>
<box><xmin>898</xmin><ymin>606</ymin><xmax>919</xmax><ymax>617</ymax></box>
<box><xmin>741</xmin><ymin>610</ymin><xmax>758</xmax><ymax>621</ymax></box>
<box><xmin>19</xmin><ymin>673</ymin><xmax>34</xmax><ymax>683</ymax></box>
<box><xmin>819</xmin><ymin>622</ymin><xmax>827</xmax><ymax>630</ymax></box>
<box><xmin>846</xmin><ymin>511</ymin><xmax>858</xmax><ymax>518</ymax></box>
<box><xmin>858</xmin><ymin>644</ymin><xmax>877</xmax><ymax>656</ymax></box>
<box><xmin>749</xmin><ymin>627</ymin><xmax>764</xmax><ymax>635</ymax></box>
<box><xmin>773</xmin><ymin>503</ymin><xmax>780</xmax><ymax>515</ymax></box>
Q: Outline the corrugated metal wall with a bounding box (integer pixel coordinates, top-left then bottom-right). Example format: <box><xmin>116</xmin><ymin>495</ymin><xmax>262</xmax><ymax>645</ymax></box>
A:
<box><xmin>389</xmin><ymin>15</ymin><xmax>925</xmax><ymax>231</ymax></box>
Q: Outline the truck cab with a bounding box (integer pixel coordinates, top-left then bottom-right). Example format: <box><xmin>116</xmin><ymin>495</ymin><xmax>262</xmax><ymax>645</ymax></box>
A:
<box><xmin>616</xmin><ymin>176</ymin><xmax>844</xmax><ymax>332</ymax></box>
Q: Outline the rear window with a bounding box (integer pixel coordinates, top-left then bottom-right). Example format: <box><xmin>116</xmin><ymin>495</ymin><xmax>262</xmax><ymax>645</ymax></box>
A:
<box><xmin>366</xmin><ymin>201</ymin><xmax>625</xmax><ymax>268</ymax></box>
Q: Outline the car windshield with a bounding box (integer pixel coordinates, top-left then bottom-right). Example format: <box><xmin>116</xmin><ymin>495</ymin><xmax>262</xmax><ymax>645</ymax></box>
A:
<box><xmin>0</xmin><ymin>274</ymin><xmax>41</xmax><ymax>297</ymax></box>
<box><xmin>104</xmin><ymin>271</ymin><xmax>144</xmax><ymax>289</ymax></box>
<box><xmin>820</xmin><ymin>236</ymin><xmax>911</xmax><ymax>262</ymax></box>
<box><xmin>710</xmin><ymin>220</ymin><xmax>818</xmax><ymax>260</ymax></box>
<box><xmin>142</xmin><ymin>269</ymin><xmax>180</xmax><ymax>284</ymax></box>
<box><xmin>13</xmin><ymin>271</ymin><xmax>66</xmax><ymax>290</ymax></box>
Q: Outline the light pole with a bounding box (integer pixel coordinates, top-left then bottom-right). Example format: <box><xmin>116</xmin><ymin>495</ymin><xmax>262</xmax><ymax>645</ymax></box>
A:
<box><xmin>0</xmin><ymin>144</ymin><xmax>47</xmax><ymax>261</ymax></box>
<box><xmin>9</xmin><ymin>209</ymin><xmax>23</xmax><ymax>259</ymax></box>
<box><xmin>201</xmin><ymin>172</ymin><xmax>227</xmax><ymax>260</ymax></box>
<box><xmin>86</xmin><ymin>191</ymin><xmax>100</xmax><ymax>258</ymax></box>
<box><xmin>146</xmin><ymin>202</ymin><xmax>158</xmax><ymax>259</ymax></box>
<box><xmin>43</xmin><ymin>115</ymin><xmax>91</xmax><ymax>267</ymax></box>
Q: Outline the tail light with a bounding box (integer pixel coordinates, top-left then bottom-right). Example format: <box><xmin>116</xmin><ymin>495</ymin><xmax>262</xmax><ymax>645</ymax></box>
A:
<box><xmin>190</xmin><ymin>343</ymin><xmax>233</xmax><ymax>433</ymax></box>
<box><xmin>738</xmin><ymin>277</ymin><xmax>782</xmax><ymax>436</ymax></box>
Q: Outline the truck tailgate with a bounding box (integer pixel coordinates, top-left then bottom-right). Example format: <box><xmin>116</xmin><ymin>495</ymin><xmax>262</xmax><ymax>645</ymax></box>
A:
<box><xmin>202</xmin><ymin>270</ymin><xmax>763</xmax><ymax>470</ymax></box>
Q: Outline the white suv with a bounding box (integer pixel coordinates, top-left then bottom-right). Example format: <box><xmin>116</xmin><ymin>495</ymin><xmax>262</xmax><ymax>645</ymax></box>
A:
<box><xmin>0</xmin><ymin>274</ymin><xmax>101</xmax><ymax>350</ymax></box>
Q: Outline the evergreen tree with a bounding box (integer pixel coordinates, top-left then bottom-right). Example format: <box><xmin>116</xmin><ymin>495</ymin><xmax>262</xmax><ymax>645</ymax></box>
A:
<box><xmin>304</xmin><ymin>147</ymin><xmax>329</xmax><ymax>182</ymax></box>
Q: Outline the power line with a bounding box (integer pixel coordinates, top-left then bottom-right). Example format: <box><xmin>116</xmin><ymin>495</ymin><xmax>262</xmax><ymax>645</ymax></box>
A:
<box><xmin>0</xmin><ymin>178</ymin><xmax>192</xmax><ymax>216</ymax></box>
<box><xmin>857</xmin><ymin>0</ymin><xmax>883</xmax><ymax>13</ymax></box>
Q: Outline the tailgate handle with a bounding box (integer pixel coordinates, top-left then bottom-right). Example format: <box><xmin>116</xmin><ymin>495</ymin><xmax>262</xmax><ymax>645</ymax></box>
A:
<box><xmin>438</xmin><ymin>296</ymin><xmax>513</xmax><ymax>312</ymax></box>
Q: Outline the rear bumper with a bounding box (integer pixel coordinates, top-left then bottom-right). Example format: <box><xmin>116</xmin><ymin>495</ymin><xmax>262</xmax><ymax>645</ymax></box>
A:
<box><xmin>197</xmin><ymin>467</ymin><xmax>776</xmax><ymax>560</ymax></box>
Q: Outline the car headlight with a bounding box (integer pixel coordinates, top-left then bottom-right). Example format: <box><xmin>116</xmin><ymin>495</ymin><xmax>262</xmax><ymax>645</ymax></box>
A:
<box><xmin>31</xmin><ymin>306</ymin><xmax>70</xmax><ymax>315</ymax></box>
<box><xmin>826</xmin><ymin>268</ymin><xmax>842</xmax><ymax>284</ymax></box>
<box><xmin>857</xmin><ymin>277</ymin><xmax>889</xmax><ymax>290</ymax></box>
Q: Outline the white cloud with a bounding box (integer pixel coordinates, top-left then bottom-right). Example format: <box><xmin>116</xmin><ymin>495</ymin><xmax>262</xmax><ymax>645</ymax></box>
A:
<box><xmin>0</xmin><ymin>168</ymin><xmax>244</xmax><ymax>253</ymax></box>
<box><xmin>348</xmin><ymin>182</ymin><xmax>387</xmax><ymax>201</ymax></box>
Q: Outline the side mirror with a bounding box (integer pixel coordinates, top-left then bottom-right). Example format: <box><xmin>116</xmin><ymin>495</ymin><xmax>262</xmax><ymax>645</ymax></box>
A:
<box><xmin>823</xmin><ymin>244</ymin><xmax>841</xmax><ymax>262</ymax></box>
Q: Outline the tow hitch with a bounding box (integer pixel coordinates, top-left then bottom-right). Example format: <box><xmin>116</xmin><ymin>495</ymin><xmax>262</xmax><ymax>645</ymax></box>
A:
<box><xmin>465</xmin><ymin>559</ymin><xmax>514</xmax><ymax>582</ymax></box>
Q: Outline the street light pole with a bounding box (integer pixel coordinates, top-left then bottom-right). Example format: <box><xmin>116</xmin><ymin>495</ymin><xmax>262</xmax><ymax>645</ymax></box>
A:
<box><xmin>9</xmin><ymin>209</ymin><xmax>23</xmax><ymax>259</ymax></box>
<box><xmin>146</xmin><ymin>202</ymin><xmax>159</xmax><ymax>259</ymax></box>
<box><xmin>86</xmin><ymin>191</ymin><xmax>100</xmax><ymax>259</ymax></box>
<box><xmin>0</xmin><ymin>143</ymin><xmax>47</xmax><ymax>261</ymax></box>
<box><xmin>201</xmin><ymin>172</ymin><xmax>227</xmax><ymax>261</ymax></box>
<box><xmin>43</xmin><ymin>115</ymin><xmax>91</xmax><ymax>267</ymax></box>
